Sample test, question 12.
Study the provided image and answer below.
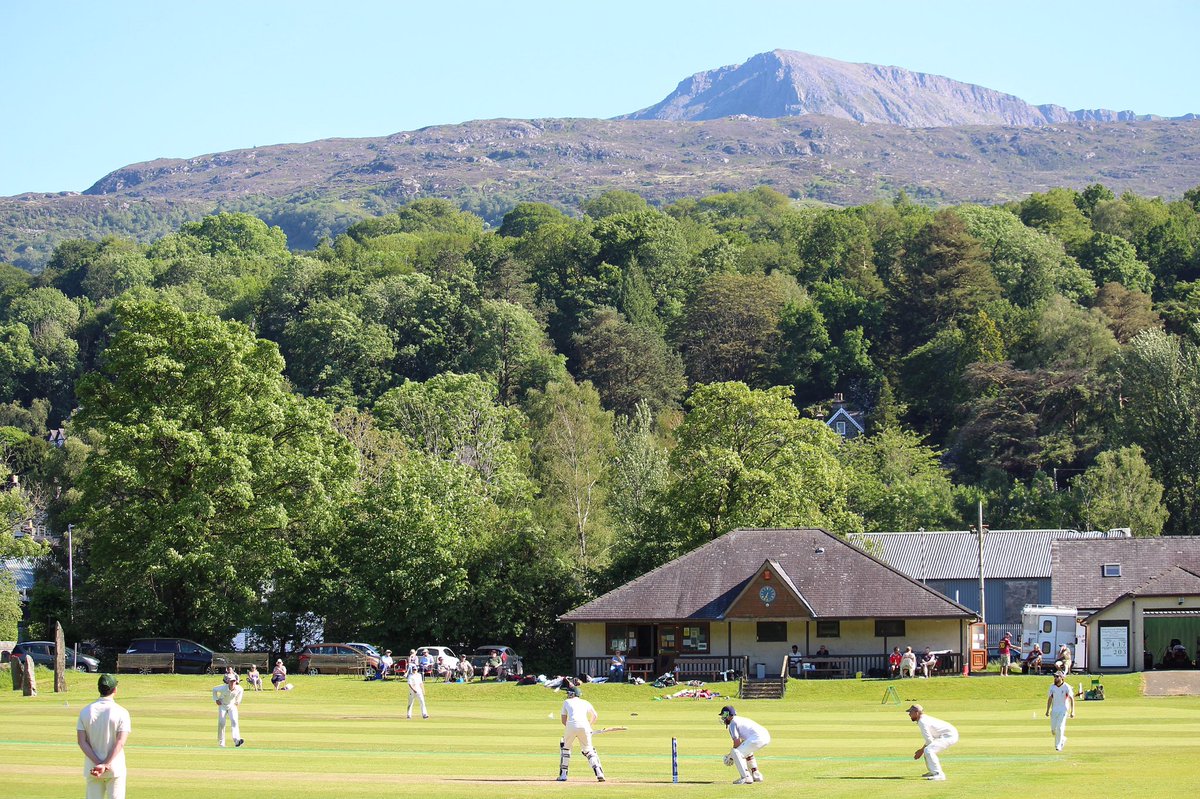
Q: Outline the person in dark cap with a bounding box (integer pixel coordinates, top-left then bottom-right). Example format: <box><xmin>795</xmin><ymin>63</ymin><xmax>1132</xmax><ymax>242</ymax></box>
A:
<box><xmin>76</xmin><ymin>674</ymin><xmax>132</xmax><ymax>798</ymax></box>
<box><xmin>719</xmin><ymin>705</ymin><xmax>771</xmax><ymax>784</ymax></box>
<box><xmin>906</xmin><ymin>704</ymin><xmax>957</xmax><ymax>780</ymax></box>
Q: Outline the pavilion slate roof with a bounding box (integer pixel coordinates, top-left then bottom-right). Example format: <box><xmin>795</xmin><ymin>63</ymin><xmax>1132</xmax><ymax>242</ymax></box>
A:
<box><xmin>853</xmin><ymin>529</ymin><xmax>1129</xmax><ymax>581</ymax></box>
<box><xmin>1051</xmin><ymin>537</ymin><xmax>1200</xmax><ymax>611</ymax></box>
<box><xmin>559</xmin><ymin>528</ymin><xmax>975</xmax><ymax>623</ymax></box>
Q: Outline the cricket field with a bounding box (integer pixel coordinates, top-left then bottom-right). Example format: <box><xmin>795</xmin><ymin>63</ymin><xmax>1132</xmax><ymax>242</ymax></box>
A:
<box><xmin>2</xmin><ymin>671</ymin><xmax>1197</xmax><ymax>797</ymax></box>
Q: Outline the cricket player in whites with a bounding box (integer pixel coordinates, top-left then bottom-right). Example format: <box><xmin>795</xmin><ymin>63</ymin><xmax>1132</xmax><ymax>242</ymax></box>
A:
<box><xmin>406</xmin><ymin>664</ymin><xmax>429</xmax><ymax>719</ymax></box>
<box><xmin>1045</xmin><ymin>670</ymin><xmax>1075</xmax><ymax>750</ymax></box>
<box><xmin>212</xmin><ymin>673</ymin><xmax>245</xmax><ymax>747</ymax></box>
<box><xmin>558</xmin><ymin>685</ymin><xmax>605</xmax><ymax>782</ymax></box>
<box><xmin>719</xmin><ymin>705</ymin><xmax>770</xmax><ymax>784</ymax></box>
<box><xmin>907</xmin><ymin>703</ymin><xmax>957</xmax><ymax>780</ymax></box>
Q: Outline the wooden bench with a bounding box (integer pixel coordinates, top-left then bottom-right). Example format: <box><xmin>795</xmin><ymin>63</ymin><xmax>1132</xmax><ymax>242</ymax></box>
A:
<box><xmin>673</xmin><ymin>658</ymin><xmax>727</xmax><ymax>682</ymax></box>
<box><xmin>210</xmin><ymin>652</ymin><xmax>271</xmax><ymax>673</ymax></box>
<box><xmin>304</xmin><ymin>654</ymin><xmax>371</xmax><ymax>676</ymax></box>
<box><xmin>626</xmin><ymin>657</ymin><xmax>654</xmax><ymax>681</ymax></box>
<box><xmin>800</xmin><ymin>657</ymin><xmax>852</xmax><ymax>679</ymax></box>
<box><xmin>116</xmin><ymin>653</ymin><xmax>175</xmax><ymax>674</ymax></box>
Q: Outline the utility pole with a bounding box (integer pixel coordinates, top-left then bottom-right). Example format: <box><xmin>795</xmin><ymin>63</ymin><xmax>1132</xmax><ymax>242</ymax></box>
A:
<box><xmin>976</xmin><ymin>502</ymin><xmax>986</xmax><ymax>627</ymax></box>
<box><xmin>67</xmin><ymin>523</ymin><xmax>74</xmax><ymax>621</ymax></box>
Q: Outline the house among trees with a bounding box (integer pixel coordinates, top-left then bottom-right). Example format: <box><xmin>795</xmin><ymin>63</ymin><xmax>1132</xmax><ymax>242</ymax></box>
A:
<box><xmin>1051</xmin><ymin>537</ymin><xmax>1200</xmax><ymax>673</ymax></box>
<box><xmin>824</xmin><ymin>393</ymin><xmax>864</xmax><ymax>439</ymax></box>
<box><xmin>560</xmin><ymin>528</ymin><xmax>975</xmax><ymax>681</ymax></box>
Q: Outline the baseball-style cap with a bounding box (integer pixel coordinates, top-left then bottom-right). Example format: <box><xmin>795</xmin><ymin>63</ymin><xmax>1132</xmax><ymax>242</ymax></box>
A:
<box><xmin>1054</xmin><ymin>671</ymin><xmax>1066</xmax><ymax>678</ymax></box>
<box><xmin>719</xmin><ymin>705</ymin><xmax>736</xmax><ymax>718</ymax></box>
<box><xmin>98</xmin><ymin>674</ymin><xmax>118</xmax><ymax>693</ymax></box>
<box><xmin>225</xmin><ymin>673</ymin><xmax>238</xmax><ymax>683</ymax></box>
<box><xmin>1002</xmin><ymin>632</ymin><xmax>1012</xmax><ymax>638</ymax></box>
<box><xmin>906</xmin><ymin>704</ymin><xmax>923</xmax><ymax>713</ymax></box>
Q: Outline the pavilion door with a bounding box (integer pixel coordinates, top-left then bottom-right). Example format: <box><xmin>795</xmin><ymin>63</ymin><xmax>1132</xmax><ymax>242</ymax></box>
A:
<box><xmin>657</xmin><ymin>624</ymin><xmax>680</xmax><ymax>674</ymax></box>
<box><xmin>969</xmin><ymin>622</ymin><xmax>988</xmax><ymax>672</ymax></box>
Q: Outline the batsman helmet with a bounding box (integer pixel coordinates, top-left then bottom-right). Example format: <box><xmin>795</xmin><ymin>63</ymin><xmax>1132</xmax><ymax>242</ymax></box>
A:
<box><xmin>719</xmin><ymin>705</ymin><xmax>736</xmax><ymax>723</ymax></box>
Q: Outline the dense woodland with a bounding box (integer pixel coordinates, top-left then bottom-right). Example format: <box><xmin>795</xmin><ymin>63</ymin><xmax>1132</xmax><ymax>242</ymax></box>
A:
<box><xmin>4</xmin><ymin>184</ymin><xmax>1200</xmax><ymax>670</ymax></box>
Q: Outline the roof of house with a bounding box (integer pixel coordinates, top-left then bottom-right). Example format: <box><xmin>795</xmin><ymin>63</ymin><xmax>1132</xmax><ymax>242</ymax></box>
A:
<box><xmin>826</xmin><ymin>407</ymin><xmax>865</xmax><ymax>434</ymax></box>
<box><xmin>1052</xmin><ymin>537</ymin><xmax>1200</xmax><ymax>610</ymax></box>
<box><xmin>559</xmin><ymin>528</ymin><xmax>975</xmax><ymax>623</ymax></box>
<box><xmin>854</xmin><ymin>529</ymin><xmax>1131</xmax><ymax>581</ymax></box>
<box><xmin>1084</xmin><ymin>566</ymin><xmax>1200</xmax><ymax>619</ymax></box>
<box><xmin>1</xmin><ymin>557</ymin><xmax>36</xmax><ymax>597</ymax></box>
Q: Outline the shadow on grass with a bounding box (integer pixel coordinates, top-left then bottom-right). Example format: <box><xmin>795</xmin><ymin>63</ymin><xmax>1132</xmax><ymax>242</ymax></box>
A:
<box><xmin>820</xmin><ymin>775</ymin><xmax>906</xmax><ymax>780</ymax></box>
<box><xmin>445</xmin><ymin>778</ymin><xmax>714</xmax><ymax>784</ymax></box>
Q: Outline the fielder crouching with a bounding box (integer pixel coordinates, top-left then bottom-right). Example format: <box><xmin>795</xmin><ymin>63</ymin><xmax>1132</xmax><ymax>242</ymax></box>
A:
<box><xmin>720</xmin><ymin>705</ymin><xmax>770</xmax><ymax>784</ymax></box>
<box><xmin>558</xmin><ymin>684</ymin><xmax>605</xmax><ymax>782</ymax></box>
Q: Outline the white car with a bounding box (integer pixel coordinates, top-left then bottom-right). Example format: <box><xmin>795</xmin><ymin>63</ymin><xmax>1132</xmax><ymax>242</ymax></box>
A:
<box><xmin>416</xmin><ymin>645</ymin><xmax>459</xmax><ymax>671</ymax></box>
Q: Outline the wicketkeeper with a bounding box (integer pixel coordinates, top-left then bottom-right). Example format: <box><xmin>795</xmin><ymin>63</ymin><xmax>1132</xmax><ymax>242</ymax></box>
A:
<box><xmin>719</xmin><ymin>705</ymin><xmax>770</xmax><ymax>784</ymax></box>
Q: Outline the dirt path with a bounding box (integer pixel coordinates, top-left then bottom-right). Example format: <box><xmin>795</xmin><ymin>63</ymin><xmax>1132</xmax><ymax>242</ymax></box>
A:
<box><xmin>1143</xmin><ymin>671</ymin><xmax>1200</xmax><ymax>696</ymax></box>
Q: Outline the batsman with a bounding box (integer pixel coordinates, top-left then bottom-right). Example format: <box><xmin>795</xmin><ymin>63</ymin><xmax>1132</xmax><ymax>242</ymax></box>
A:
<box><xmin>558</xmin><ymin>685</ymin><xmax>605</xmax><ymax>782</ymax></box>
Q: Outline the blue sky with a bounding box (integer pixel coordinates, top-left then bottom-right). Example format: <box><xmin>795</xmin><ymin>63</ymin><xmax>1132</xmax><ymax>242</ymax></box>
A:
<box><xmin>2</xmin><ymin>0</ymin><xmax>1197</xmax><ymax>196</ymax></box>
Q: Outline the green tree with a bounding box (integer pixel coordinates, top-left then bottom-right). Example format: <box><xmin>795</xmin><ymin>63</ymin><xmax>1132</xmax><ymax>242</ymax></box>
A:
<box><xmin>72</xmin><ymin>300</ymin><xmax>355</xmax><ymax>643</ymax></box>
<box><xmin>603</xmin><ymin>402</ymin><xmax>672</xmax><ymax>586</ymax></box>
<box><xmin>662</xmin><ymin>382</ymin><xmax>862</xmax><ymax>552</ymax></box>
<box><xmin>1071</xmin><ymin>445</ymin><xmax>1168</xmax><ymax>536</ymax></box>
<box><xmin>1019</xmin><ymin>188</ymin><xmax>1092</xmax><ymax>253</ymax></box>
<box><xmin>572</xmin><ymin>308</ymin><xmax>685</xmax><ymax>417</ymax></box>
<box><xmin>895</xmin><ymin>210</ymin><xmax>1000</xmax><ymax>346</ymax></box>
<box><xmin>464</xmin><ymin>299</ymin><xmax>567</xmax><ymax>405</ymax></box>
<box><xmin>0</xmin><ymin>568</ymin><xmax>20</xmax><ymax>641</ymax></box>
<box><xmin>840</xmin><ymin>427</ymin><xmax>958</xmax><ymax>532</ymax></box>
<box><xmin>582</xmin><ymin>190</ymin><xmax>650</xmax><ymax>220</ymax></box>
<box><xmin>279</xmin><ymin>299</ymin><xmax>396</xmax><ymax>404</ymax></box>
<box><xmin>1078</xmin><ymin>232</ymin><xmax>1153</xmax><ymax>294</ymax></box>
<box><xmin>678</xmin><ymin>273</ymin><xmax>790</xmax><ymax>386</ymax></box>
<box><xmin>1116</xmin><ymin>328</ymin><xmax>1200</xmax><ymax>535</ymax></box>
<box><xmin>1093</xmin><ymin>282</ymin><xmax>1161</xmax><ymax>343</ymax></box>
<box><xmin>525</xmin><ymin>380</ymin><xmax>616</xmax><ymax>575</ymax></box>
<box><xmin>373</xmin><ymin>372</ymin><xmax>533</xmax><ymax>504</ymax></box>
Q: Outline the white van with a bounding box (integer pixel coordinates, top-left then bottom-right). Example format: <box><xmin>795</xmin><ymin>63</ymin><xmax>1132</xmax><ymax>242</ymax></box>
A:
<box><xmin>1021</xmin><ymin>605</ymin><xmax>1087</xmax><ymax>672</ymax></box>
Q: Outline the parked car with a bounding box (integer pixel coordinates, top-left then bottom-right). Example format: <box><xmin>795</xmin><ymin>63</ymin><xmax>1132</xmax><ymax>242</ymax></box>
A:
<box><xmin>12</xmin><ymin>641</ymin><xmax>100</xmax><ymax>672</ymax></box>
<box><xmin>416</xmin><ymin>645</ymin><xmax>459</xmax><ymax>673</ymax></box>
<box><xmin>343</xmin><ymin>642</ymin><xmax>382</xmax><ymax>658</ymax></box>
<box><xmin>298</xmin><ymin>643</ymin><xmax>381</xmax><ymax>674</ymax></box>
<box><xmin>466</xmin><ymin>645</ymin><xmax>524</xmax><ymax>677</ymax></box>
<box><xmin>125</xmin><ymin>638</ymin><xmax>214</xmax><ymax>674</ymax></box>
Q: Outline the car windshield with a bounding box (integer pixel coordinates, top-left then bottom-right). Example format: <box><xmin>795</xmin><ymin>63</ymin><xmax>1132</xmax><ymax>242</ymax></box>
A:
<box><xmin>346</xmin><ymin>643</ymin><xmax>380</xmax><ymax>657</ymax></box>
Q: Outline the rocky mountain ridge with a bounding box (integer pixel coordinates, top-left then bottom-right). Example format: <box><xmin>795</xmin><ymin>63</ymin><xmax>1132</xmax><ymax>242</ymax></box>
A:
<box><xmin>621</xmin><ymin>50</ymin><xmax>1198</xmax><ymax>127</ymax></box>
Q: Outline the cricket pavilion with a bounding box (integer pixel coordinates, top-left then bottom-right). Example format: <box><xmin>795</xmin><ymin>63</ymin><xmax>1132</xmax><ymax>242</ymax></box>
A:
<box><xmin>559</xmin><ymin>528</ymin><xmax>978</xmax><ymax>686</ymax></box>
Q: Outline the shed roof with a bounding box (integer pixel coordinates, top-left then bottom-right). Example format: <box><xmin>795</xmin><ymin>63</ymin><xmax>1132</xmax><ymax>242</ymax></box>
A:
<box><xmin>560</xmin><ymin>528</ymin><xmax>975</xmax><ymax>623</ymax></box>
<box><xmin>854</xmin><ymin>529</ymin><xmax>1129</xmax><ymax>581</ymax></box>
<box><xmin>1052</xmin><ymin>537</ymin><xmax>1200</xmax><ymax>610</ymax></box>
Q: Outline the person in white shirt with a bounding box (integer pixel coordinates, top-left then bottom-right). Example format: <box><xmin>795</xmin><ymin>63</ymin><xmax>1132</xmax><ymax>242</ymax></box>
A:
<box><xmin>406</xmin><ymin>664</ymin><xmax>429</xmax><ymax>719</ymax></box>
<box><xmin>720</xmin><ymin>705</ymin><xmax>770</xmax><ymax>784</ymax></box>
<box><xmin>213</xmin><ymin>673</ymin><xmax>245</xmax><ymax>748</ymax></box>
<box><xmin>558</xmin><ymin>685</ymin><xmax>605</xmax><ymax>782</ymax></box>
<box><xmin>1045</xmin><ymin>670</ymin><xmax>1075</xmax><ymax>751</ymax></box>
<box><xmin>76</xmin><ymin>674</ymin><xmax>132</xmax><ymax>799</ymax></box>
<box><xmin>899</xmin><ymin>646</ymin><xmax>917</xmax><ymax>678</ymax></box>
<box><xmin>377</xmin><ymin>650</ymin><xmax>394</xmax><ymax>680</ymax></box>
<box><xmin>907</xmin><ymin>703</ymin><xmax>958</xmax><ymax>780</ymax></box>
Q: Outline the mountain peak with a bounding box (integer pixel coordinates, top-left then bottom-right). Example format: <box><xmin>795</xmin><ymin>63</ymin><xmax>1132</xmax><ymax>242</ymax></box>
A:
<box><xmin>621</xmin><ymin>50</ymin><xmax>1187</xmax><ymax>127</ymax></box>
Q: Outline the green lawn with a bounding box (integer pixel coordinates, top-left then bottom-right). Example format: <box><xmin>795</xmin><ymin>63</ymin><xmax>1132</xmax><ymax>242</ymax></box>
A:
<box><xmin>2</xmin><ymin>670</ymin><xmax>1196</xmax><ymax>797</ymax></box>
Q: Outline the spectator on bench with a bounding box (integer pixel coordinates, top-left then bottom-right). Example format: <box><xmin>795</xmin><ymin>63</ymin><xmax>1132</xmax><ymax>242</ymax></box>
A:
<box><xmin>888</xmin><ymin>647</ymin><xmax>903</xmax><ymax>679</ymax></box>
<box><xmin>609</xmin><ymin>650</ymin><xmax>626</xmax><ymax>682</ymax></box>
<box><xmin>919</xmin><ymin>648</ymin><xmax>937</xmax><ymax>678</ymax></box>
<box><xmin>899</xmin><ymin>646</ymin><xmax>917</xmax><ymax>678</ymax></box>
<box><xmin>1024</xmin><ymin>645</ymin><xmax>1044</xmax><ymax>674</ymax></box>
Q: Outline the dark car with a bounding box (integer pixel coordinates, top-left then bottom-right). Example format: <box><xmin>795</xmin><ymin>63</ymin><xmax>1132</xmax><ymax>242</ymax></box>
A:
<box><xmin>298</xmin><ymin>643</ymin><xmax>381</xmax><ymax>675</ymax></box>
<box><xmin>12</xmin><ymin>641</ymin><xmax>100</xmax><ymax>672</ymax></box>
<box><xmin>125</xmin><ymin>638</ymin><xmax>215</xmax><ymax>674</ymax></box>
<box><xmin>466</xmin><ymin>645</ymin><xmax>524</xmax><ymax>678</ymax></box>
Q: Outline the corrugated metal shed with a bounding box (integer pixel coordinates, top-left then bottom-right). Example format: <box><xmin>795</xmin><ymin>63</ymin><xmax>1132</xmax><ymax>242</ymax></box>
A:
<box><xmin>852</xmin><ymin>529</ymin><xmax>1131</xmax><ymax>582</ymax></box>
<box><xmin>1</xmin><ymin>557</ymin><xmax>36</xmax><ymax>601</ymax></box>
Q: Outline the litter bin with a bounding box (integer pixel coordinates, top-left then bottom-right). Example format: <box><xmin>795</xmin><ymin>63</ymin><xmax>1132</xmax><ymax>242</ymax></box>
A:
<box><xmin>755</xmin><ymin>663</ymin><xmax>766</xmax><ymax>679</ymax></box>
